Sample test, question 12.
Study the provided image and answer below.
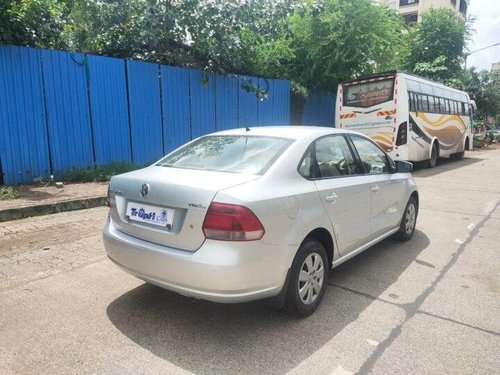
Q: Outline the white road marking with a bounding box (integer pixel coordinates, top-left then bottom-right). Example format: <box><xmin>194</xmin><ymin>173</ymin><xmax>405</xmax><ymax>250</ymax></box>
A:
<box><xmin>367</xmin><ymin>339</ymin><xmax>379</xmax><ymax>346</ymax></box>
<box><xmin>467</xmin><ymin>223</ymin><xmax>475</xmax><ymax>231</ymax></box>
<box><xmin>455</xmin><ymin>239</ymin><xmax>464</xmax><ymax>244</ymax></box>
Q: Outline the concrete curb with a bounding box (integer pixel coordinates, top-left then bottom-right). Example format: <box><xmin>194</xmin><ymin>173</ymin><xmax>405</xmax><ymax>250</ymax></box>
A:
<box><xmin>0</xmin><ymin>196</ymin><xmax>107</xmax><ymax>223</ymax></box>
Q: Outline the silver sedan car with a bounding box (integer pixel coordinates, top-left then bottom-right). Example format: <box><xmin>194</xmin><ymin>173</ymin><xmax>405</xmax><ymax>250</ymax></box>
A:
<box><xmin>104</xmin><ymin>126</ymin><xmax>418</xmax><ymax>316</ymax></box>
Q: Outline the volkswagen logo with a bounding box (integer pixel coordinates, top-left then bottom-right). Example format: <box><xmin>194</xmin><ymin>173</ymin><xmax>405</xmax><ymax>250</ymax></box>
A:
<box><xmin>140</xmin><ymin>183</ymin><xmax>149</xmax><ymax>198</ymax></box>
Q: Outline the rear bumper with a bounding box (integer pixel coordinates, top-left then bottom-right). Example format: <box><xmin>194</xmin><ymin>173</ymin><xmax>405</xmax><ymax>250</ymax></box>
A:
<box><xmin>103</xmin><ymin>217</ymin><xmax>295</xmax><ymax>303</ymax></box>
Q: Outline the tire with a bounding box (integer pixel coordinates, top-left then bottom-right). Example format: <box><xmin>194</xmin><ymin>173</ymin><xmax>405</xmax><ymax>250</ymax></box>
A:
<box><xmin>285</xmin><ymin>239</ymin><xmax>329</xmax><ymax>317</ymax></box>
<box><xmin>394</xmin><ymin>196</ymin><xmax>418</xmax><ymax>241</ymax></box>
<box><xmin>426</xmin><ymin>143</ymin><xmax>438</xmax><ymax>168</ymax></box>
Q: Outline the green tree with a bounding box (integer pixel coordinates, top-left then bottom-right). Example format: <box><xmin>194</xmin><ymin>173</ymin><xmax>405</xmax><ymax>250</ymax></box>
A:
<box><xmin>463</xmin><ymin>68</ymin><xmax>500</xmax><ymax>124</ymax></box>
<box><xmin>63</xmin><ymin>0</ymin><xmax>297</xmax><ymax>74</ymax></box>
<box><xmin>64</xmin><ymin>0</ymin><xmax>168</xmax><ymax>60</ymax></box>
<box><xmin>0</xmin><ymin>0</ymin><xmax>68</xmax><ymax>49</ymax></box>
<box><xmin>286</xmin><ymin>0</ymin><xmax>407</xmax><ymax>92</ymax></box>
<box><xmin>483</xmin><ymin>71</ymin><xmax>500</xmax><ymax>124</ymax></box>
<box><xmin>404</xmin><ymin>8</ymin><xmax>470</xmax><ymax>82</ymax></box>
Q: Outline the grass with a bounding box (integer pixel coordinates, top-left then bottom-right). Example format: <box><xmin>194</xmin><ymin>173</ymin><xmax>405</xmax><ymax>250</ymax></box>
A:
<box><xmin>63</xmin><ymin>162</ymin><xmax>139</xmax><ymax>183</ymax></box>
<box><xmin>0</xmin><ymin>186</ymin><xmax>19</xmax><ymax>200</ymax></box>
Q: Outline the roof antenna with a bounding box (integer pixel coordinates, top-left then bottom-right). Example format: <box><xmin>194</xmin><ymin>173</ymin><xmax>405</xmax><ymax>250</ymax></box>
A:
<box><xmin>245</xmin><ymin>125</ymin><xmax>251</xmax><ymax>132</ymax></box>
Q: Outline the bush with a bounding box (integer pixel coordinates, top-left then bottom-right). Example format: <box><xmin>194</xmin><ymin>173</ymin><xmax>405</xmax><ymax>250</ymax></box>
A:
<box><xmin>0</xmin><ymin>186</ymin><xmax>19</xmax><ymax>200</ymax></box>
<box><xmin>64</xmin><ymin>162</ymin><xmax>139</xmax><ymax>183</ymax></box>
<box><xmin>473</xmin><ymin>134</ymin><xmax>487</xmax><ymax>148</ymax></box>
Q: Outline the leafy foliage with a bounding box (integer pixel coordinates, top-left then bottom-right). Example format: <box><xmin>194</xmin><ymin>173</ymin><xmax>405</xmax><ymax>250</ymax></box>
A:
<box><xmin>62</xmin><ymin>0</ymin><xmax>300</xmax><ymax>74</ymax></box>
<box><xmin>286</xmin><ymin>0</ymin><xmax>407</xmax><ymax>91</ymax></box>
<box><xmin>473</xmin><ymin>133</ymin><xmax>488</xmax><ymax>148</ymax></box>
<box><xmin>0</xmin><ymin>186</ymin><xmax>19</xmax><ymax>200</ymax></box>
<box><xmin>405</xmin><ymin>8</ymin><xmax>470</xmax><ymax>82</ymax></box>
<box><xmin>463</xmin><ymin>69</ymin><xmax>500</xmax><ymax>123</ymax></box>
<box><xmin>0</xmin><ymin>0</ymin><xmax>68</xmax><ymax>48</ymax></box>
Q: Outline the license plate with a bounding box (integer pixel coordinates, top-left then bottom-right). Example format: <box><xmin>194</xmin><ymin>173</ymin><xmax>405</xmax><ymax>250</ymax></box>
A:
<box><xmin>125</xmin><ymin>202</ymin><xmax>175</xmax><ymax>228</ymax></box>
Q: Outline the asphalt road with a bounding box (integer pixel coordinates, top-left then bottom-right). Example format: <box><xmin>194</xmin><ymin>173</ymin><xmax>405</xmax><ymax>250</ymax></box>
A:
<box><xmin>1</xmin><ymin>148</ymin><xmax>499</xmax><ymax>374</ymax></box>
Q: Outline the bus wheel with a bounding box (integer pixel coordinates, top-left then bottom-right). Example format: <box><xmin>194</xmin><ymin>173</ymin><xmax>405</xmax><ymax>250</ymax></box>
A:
<box><xmin>427</xmin><ymin>143</ymin><xmax>438</xmax><ymax>168</ymax></box>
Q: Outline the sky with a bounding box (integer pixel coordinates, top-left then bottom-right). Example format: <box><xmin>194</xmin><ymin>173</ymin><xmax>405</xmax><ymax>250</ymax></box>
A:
<box><xmin>466</xmin><ymin>0</ymin><xmax>500</xmax><ymax>70</ymax></box>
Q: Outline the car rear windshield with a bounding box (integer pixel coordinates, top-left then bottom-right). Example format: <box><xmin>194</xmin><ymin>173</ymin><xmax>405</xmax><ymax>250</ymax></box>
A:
<box><xmin>156</xmin><ymin>135</ymin><xmax>293</xmax><ymax>175</ymax></box>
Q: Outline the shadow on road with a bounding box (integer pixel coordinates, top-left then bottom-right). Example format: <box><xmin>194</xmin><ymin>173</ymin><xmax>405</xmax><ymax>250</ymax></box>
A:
<box><xmin>412</xmin><ymin>156</ymin><xmax>483</xmax><ymax>178</ymax></box>
<box><xmin>107</xmin><ymin>230</ymin><xmax>430</xmax><ymax>374</ymax></box>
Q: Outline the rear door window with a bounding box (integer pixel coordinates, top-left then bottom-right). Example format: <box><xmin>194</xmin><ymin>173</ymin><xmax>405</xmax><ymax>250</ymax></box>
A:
<box><xmin>349</xmin><ymin>135</ymin><xmax>391</xmax><ymax>174</ymax></box>
<box><xmin>299</xmin><ymin>135</ymin><xmax>361</xmax><ymax>179</ymax></box>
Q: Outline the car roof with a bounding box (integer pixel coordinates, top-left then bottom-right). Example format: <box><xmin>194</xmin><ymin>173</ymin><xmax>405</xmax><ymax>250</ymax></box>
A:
<box><xmin>211</xmin><ymin>126</ymin><xmax>348</xmax><ymax>140</ymax></box>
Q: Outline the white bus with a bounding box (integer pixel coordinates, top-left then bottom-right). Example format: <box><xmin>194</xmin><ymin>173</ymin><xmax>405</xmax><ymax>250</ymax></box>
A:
<box><xmin>335</xmin><ymin>71</ymin><xmax>473</xmax><ymax>167</ymax></box>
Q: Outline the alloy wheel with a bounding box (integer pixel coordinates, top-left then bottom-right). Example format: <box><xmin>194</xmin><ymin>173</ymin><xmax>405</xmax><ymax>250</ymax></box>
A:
<box><xmin>298</xmin><ymin>253</ymin><xmax>325</xmax><ymax>305</ymax></box>
<box><xmin>405</xmin><ymin>203</ymin><xmax>416</xmax><ymax>234</ymax></box>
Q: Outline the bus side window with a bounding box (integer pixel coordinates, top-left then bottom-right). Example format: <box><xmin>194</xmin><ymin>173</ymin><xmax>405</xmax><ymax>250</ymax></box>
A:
<box><xmin>429</xmin><ymin>96</ymin><xmax>436</xmax><ymax>113</ymax></box>
<box><xmin>422</xmin><ymin>95</ymin><xmax>429</xmax><ymax>112</ymax></box>
<box><xmin>461</xmin><ymin>102</ymin><xmax>466</xmax><ymax>116</ymax></box>
<box><xmin>439</xmin><ymin>98</ymin><xmax>446</xmax><ymax>114</ymax></box>
<box><xmin>410</xmin><ymin>92</ymin><xmax>417</xmax><ymax>111</ymax></box>
<box><xmin>434</xmin><ymin>97</ymin><xmax>440</xmax><ymax>113</ymax></box>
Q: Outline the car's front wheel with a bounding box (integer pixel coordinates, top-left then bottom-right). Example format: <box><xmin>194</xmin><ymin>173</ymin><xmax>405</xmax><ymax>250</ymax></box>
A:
<box><xmin>285</xmin><ymin>239</ymin><xmax>329</xmax><ymax>317</ymax></box>
<box><xmin>395</xmin><ymin>196</ymin><xmax>418</xmax><ymax>241</ymax></box>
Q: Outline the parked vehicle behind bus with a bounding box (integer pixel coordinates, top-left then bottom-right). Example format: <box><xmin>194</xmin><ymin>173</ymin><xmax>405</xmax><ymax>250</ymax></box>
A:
<box><xmin>336</xmin><ymin>71</ymin><xmax>473</xmax><ymax>168</ymax></box>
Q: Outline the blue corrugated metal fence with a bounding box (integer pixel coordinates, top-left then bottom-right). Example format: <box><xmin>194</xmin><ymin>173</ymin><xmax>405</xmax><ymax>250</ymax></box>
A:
<box><xmin>295</xmin><ymin>90</ymin><xmax>336</xmax><ymax>127</ymax></box>
<box><xmin>0</xmin><ymin>46</ymin><xmax>292</xmax><ymax>184</ymax></box>
<box><xmin>0</xmin><ymin>47</ymin><xmax>50</xmax><ymax>184</ymax></box>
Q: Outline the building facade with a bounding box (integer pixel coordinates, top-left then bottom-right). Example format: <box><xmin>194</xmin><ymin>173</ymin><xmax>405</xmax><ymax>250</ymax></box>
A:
<box><xmin>382</xmin><ymin>0</ymin><xmax>469</xmax><ymax>24</ymax></box>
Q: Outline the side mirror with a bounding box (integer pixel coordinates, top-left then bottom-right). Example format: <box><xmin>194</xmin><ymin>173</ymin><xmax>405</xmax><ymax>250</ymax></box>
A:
<box><xmin>394</xmin><ymin>160</ymin><xmax>413</xmax><ymax>173</ymax></box>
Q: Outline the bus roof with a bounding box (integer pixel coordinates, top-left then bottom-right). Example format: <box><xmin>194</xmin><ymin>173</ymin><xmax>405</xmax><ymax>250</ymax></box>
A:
<box><xmin>341</xmin><ymin>71</ymin><xmax>398</xmax><ymax>85</ymax></box>
<box><xmin>341</xmin><ymin>71</ymin><xmax>469</xmax><ymax>98</ymax></box>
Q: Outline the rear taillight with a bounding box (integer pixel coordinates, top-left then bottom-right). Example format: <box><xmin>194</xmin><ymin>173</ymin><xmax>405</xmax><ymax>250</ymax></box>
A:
<box><xmin>202</xmin><ymin>202</ymin><xmax>265</xmax><ymax>241</ymax></box>
<box><xmin>396</xmin><ymin>121</ymin><xmax>408</xmax><ymax>146</ymax></box>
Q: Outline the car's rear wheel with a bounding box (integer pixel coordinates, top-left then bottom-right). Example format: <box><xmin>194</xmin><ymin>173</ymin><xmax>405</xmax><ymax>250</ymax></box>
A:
<box><xmin>285</xmin><ymin>239</ymin><xmax>329</xmax><ymax>317</ymax></box>
<box><xmin>395</xmin><ymin>196</ymin><xmax>418</xmax><ymax>241</ymax></box>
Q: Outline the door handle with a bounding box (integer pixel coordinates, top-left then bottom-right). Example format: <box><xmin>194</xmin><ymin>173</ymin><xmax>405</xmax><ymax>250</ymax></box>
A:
<box><xmin>325</xmin><ymin>193</ymin><xmax>337</xmax><ymax>203</ymax></box>
<box><xmin>371</xmin><ymin>185</ymin><xmax>380</xmax><ymax>193</ymax></box>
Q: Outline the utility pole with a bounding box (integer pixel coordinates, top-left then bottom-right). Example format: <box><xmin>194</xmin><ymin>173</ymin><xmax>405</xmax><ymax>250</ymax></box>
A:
<box><xmin>464</xmin><ymin>42</ymin><xmax>500</xmax><ymax>71</ymax></box>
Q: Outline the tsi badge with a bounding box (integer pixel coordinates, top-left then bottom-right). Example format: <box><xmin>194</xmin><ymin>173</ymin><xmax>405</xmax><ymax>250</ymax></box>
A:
<box><xmin>140</xmin><ymin>183</ymin><xmax>149</xmax><ymax>198</ymax></box>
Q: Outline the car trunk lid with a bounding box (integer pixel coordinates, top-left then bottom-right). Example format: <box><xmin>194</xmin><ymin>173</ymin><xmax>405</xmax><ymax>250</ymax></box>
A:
<box><xmin>109</xmin><ymin>166</ymin><xmax>259</xmax><ymax>251</ymax></box>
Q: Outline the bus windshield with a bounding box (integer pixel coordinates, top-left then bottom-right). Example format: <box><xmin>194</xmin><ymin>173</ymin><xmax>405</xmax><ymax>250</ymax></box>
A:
<box><xmin>343</xmin><ymin>78</ymin><xmax>394</xmax><ymax>108</ymax></box>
